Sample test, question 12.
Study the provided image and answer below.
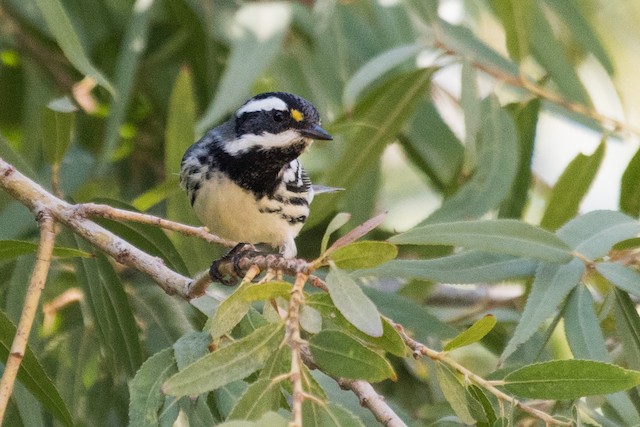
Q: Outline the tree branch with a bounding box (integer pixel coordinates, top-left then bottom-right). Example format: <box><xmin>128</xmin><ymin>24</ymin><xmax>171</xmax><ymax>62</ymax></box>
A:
<box><xmin>0</xmin><ymin>210</ymin><xmax>56</xmax><ymax>421</ymax></box>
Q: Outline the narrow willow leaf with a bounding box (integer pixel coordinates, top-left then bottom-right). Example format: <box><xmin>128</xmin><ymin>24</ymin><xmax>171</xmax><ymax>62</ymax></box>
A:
<box><xmin>163</xmin><ymin>322</ymin><xmax>285</xmax><ymax>396</ymax></box>
<box><xmin>399</xmin><ymin>100</ymin><xmax>464</xmax><ymax>189</ymax></box>
<box><xmin>300</xmin><ymin>305</ymin><xmax>322</xmax><ymax>334</ymax></box>
<box><xmin>173</xmin><ymin>332</ymin><xmax>210</xmax><ymax>371</ymax></box>
<box><xmin>131</xmin><ymin>177</ymin><xmax>182</xmax><ymax>212</ymax></box>
<box><xmin>527</xmin><ymin>1</ymin><xmax>591</xmax><ymax>106</ymax></box>
<box><xmin>0</xmin><ymin>310</ymin><xmax>73</xmax><ymax>426</ymax></box>
<box><xmin>259</xmin><ymin>345</ymin><xmax>291</xmax><ymax>381</ymax></box>
<box><xmin>620</xmin><ymin>148</ymin><xmax>640</xmax><ymax>217</ymax></box>
<box><xmin>614</xmin><ymin>289</ymin><xmax>640</xmax><ymax>370</ymax></box>
<box><xmin>362</xmin><ymin>287</ymin><xmax>457</xmax><ymax>341</ymax></box>
<box><xmin>563</xmin><ymin>287</ymin><xmax>610</xmax><ymax>362</ymax></box>
<box><xmin>310</xmin><ymin>68</ymin><xmax>434</xmax><ymax>227</ymax></box>
<box><xmin>423</xmin><ymin>97</ymin><xmax>519</xmax><ymax>223</ymax></box>
<box><xmin>540</xmin><ymin>141</ymin><xmax>605</xmax><ymax>231</ymax></box>
<box><xmin>358</xmin><ymin>251</ymin><xmax>538</xmax><ymax>284</ymax></box>
<box><xmin>306</xmin><ymin>293</ymin><xmax>405</xmax><ymax>357</ymax></box>
<box><xmin>129</xmin><ymin>348</ymin><xmax>178</xmax><ymax>427</ymax></box>
<box><xmin>214</xmin><ymin>381</ymin><xmax>249</xmax><ymax>420</ymax></box>
<box><xmin>75</xmin><ymin>241</ymin><xmax>144</xmax><ymax>376</ymax></box>
<box><xmin>557</xmin><ymin>210</ymin><xmax>640</xmax><ymax>260</ymax></box>
<box><xmin>326</xmin><ymin>263</ymin><xmax>383</xmax><ymax>337</ymax></box>
<box><xmin>321</xmin><ymin>212</ymin><xmax>352</xmax><ymax>254</ymax></box>
<box><xmin>578</xmin><ymin>287</ymin><xmax>640</xmax><ymax>423</ymax></box>
<box><xmin>33</xmin><ymin>0</ymin><xmax>114</xmax><ymax>94</ymax></box>
<box><xmin>445</xmin><ymin>315</ymin><xmax>497</xmax><ymax>351</ymax></box>
<box><xmin>435</xmin><ymin>364</ymin><xmax>475</xmax><ymax>424</ymax></box>
<box><xmin>343</xmin><ymin>43</ymin><xmax>424</xmax><ymax>109</ymax></box>
<box><xmin>542</xmin><ymin>0</ymin><xmax>613</xmax><ymax>73</ymax></box>
<box><xmin>309</xmin><ymin>330</ymin><xmax>395</xmax><ymax>382</ymax></box>
<box><xmin>391</xmin><ymin>219</ymin><xmax>572</xmax><ymax>263</ymax></box>
<box><xmin>238</xmin><ymin>281</ymin><xmax>292</xmax><ymax>302</ymax></box>
<box><xmin>502</xmin><ymin>258</ymin><xmax>584</xmax><ymax>361</ymax></box>
<box><xmin>329</xmin><ymin>241</ymin><xmax>397</xmax><ymax>269</ymax></box>
<box><xmin>503</xmin><ymin>360</ymin><xmax>640</xmax><ymax>400</ymax></box>
<box><xmin>227</xmin><ymin>378</ymin><xmax>282</xmax><ymax>420</ymax></box>
<box><xmin>196</xmin><ymin>3</ymin><xmax>292</xmax><ymax>133</ymax></box>
<box><xmin>101</xmin><ymin>0</ymin><xmax>155</xmax><ymax>169</ymax></box>
<box><xmin>597</xmin><ymin>263</ymin><xmax>640</xmax><ymax>296</ymax></box>
<box><xmin>302</xmin><ymin>401</ymin><xmax>365</xmax><ymax>427</ymax></box>
<box><xmin>41</xmin><ymin>97</ymin><xmax>76</xmax><ymax>164</ymax></box>
<box><xmin>467</xmin><ymin>385</ymin><xmax>497</xmax><ymax>426</ymax></box>
<box><xmin>490</xmin><ymin>0</ymin><xmax>528</xmax><ymax>60</ymax></box>
<box><xmin>500</xmin><ymin>100</ymin><xmax>540</xmax><ymax>218</ymax></box>
<box><xmin>0</xmin><ymin>240</ymin><xmax>92</xmax><ymax>260</ymax></box>
<box><xmin>437</xmin><ymin>19</ymin><xmax>519</xmax><ymax>78</ymax></box>
<box><xmin>210</xmin><ymin>281</ymin><xmax>265</xmax><ymax>340</ymax></box>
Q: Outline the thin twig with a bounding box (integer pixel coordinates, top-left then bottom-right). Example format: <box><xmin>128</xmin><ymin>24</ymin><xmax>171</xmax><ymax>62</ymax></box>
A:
<box><xmin>287</xmin><ymin>272</ymin><xmax>308</xmax><ymax>427</ymax></box>
<box><xmin>393</xmin><ymin>323</ymin><xmax>571</xmax><ymax>426</ymax></box>
<box><xmin>0</xmin><ymin>157</ymin><xmax>192</xmax><ymax>298</ymax></box>
<box><xmin>434</xmin><ymin>41</ymin><xmax>640</xmax><ymax>137</ymax></box>
<box><xmin>0</xmin><ymin>210</ymin><xmax>56</xmax><ymax>422</ymax></box>
<box><xmin>77</xmin><ymin>202</ymin><xmax>235</xmax><ymax>247</ymax></box>
<box><xmin>337</xmin><ymin>379</ymin><xmax>408</xmax><ymax>427</ymax></box>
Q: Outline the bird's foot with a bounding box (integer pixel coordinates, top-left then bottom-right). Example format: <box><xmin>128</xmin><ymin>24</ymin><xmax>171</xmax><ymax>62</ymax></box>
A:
<box><xmin>209</xmin><ymin>243</ymin><xmax>256</xmax><ymax>286</ymax></box>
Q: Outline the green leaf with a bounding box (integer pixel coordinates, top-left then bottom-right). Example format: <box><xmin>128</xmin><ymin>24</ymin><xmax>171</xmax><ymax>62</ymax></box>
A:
<box><xmin>75</xmin><ymin>245</ymin><xmax>144</xmax><ymax>376</ymax></box>
<box><xmin>540</xmin><ymin>141</ymin><xmax>605</xmax><ymax>231</ymax></box>
<box><xmin>362</xmin><ymin>287</ymin><xmax>457</xmax><ymax>341</ymax></box>
<box><xmin>309</xmin><ymin>330</ymin><xmax>395</xmax><ymax>382</ymax></box>
<box><xmin>343</xmin><ymin>43</ymin><xmax>424</xmax><ymax>109</ymax></box>
<box><xmin>563</xmin><ymin>286</ymin><xmax>610</xmax><ymax>362</ymax></box>
<box><xmin>41</xmin><ymin>97</ymin><xmax>76</xmax><ymax>164</ymax></box>
<box><xmin>128</xmin><ymin>347</ymin><xmax>178</xmax><ymax>427</ymax></box>
<box><xmin>306</xmin><ymin>293</ymin><xmax>406</xmax><ymax>357</ymax></box>
<box><xmin>329</xmin><ymin>241</ymin><xmax>397</xmax><ymax>269</ymax></box>
<box><xmin>500</xmin><ymin>100</ymin><xmax>540</xmax><ymax>218</ymax></box>
<box><xmin>321</xmin><ymin>213</ymin><xmax>352</xmax><ymax>254</ymax></box>
<box><xmin>197</xmin><ymin>3</ymin><xmax>292</xmax><ymax>133</ymax></box>
<box><xmin>399</xmin><ymin>100</ymin><xmax>464</xmax><ymax>189</ymax></box>
<box><xmin>527</xmin><ymin>1</ymin><xmax>592</xmax><ymax>106</ymax></box>
<box><xmin>33</xmin><ymin>0</ymin><xmax>114</xmax><ymax>94</ymax></box>
<box><xmin>359</xmin><ymin>251</ymin><xmax>538</xmax><ymax>284</ymax></box>
<box><xmin>614</xmin><ymin>288</ymin><xmax>640</xmax><ymax>370</ymax></box>
<box><xmin>436</xmin><ymin>19</ymin><xmax>519</xmax><ymax>78</ymax></box>
<box><xmin>502</xmin><ymin>258</ymin><xmax>584</xmax><ymax>361</ymax></box>
<box><xmin>542</xmin><ymin>0</ymin><xmax>614</xmax><ymax>73</ymax></box>
<box><xmin>173</xmin><ymin>331</ymin><xmax>210</xmax><ymax>371</ymax></box>
<box><xmin>100</xmin><ymin>0</ymin><xmax>155</xmax><ymax>170</ymax></box>
<box><xmin>467</xmin><ymin>385</ymin><xmax>497</xmax><ymax>426</ymax></box>
<box><xmin>390</xmin><ymin>219</ymin><xmax>573</xmax><ymax>263</ymax></box>
<box><xmin>227</xmin><ymin>378</ymin><xmax>282</xmax><ymax>421</ymax></box>
<box><xmin>435</xmin><ymin>363</ymin><xmax>475</xmax><ymax>424</ymax></box>
<box><xmin>557</xmin><ymin>210</ymin><xmax>640</xmax><ymax>259</ymax></box>
<box><xmin>310</xmin><ymin>68</ymin><xmax>434</xmax><ymax>227</ymax></box>
<box><xmin>621</xmin><ymin>147</ymin><xmax>640</xmax><ymax>217</ymax></box>
<box><xmin>597</xmin><ymin>263</ymin><xmax>640</xmax><ymax>296</ymax></box>
<box><xmin>0</xmin><ymin>310</ymin><xmax>73</xmax><ymax>426</ymax></box>
<box><xmin>423</xmin><ymin>96</ymin><xmax>519</xmax><ymax>223</ymax></box>
<box><xmin>210</xmin><ymin>281</ymin><xmax>290</xmax><ymax>340</ymax></box>
<box><xmin>565</xmin><ymin>287</ymin><xmax>640</xmax><ymax>423</ymax></box>
<box><xmin>131</xmin><ymin>177</ymin><xmax>182</xmax><ymax>212</ymax></box>
<box><xmin>0</xmin><ymin>240</ymin><xmax>92</xmax><ymax>260</ymax></box>
<box><xmin>302</xmin><ymin>401</ymin><xmax>365</xmax><ymax>427</ymax></box>
<box><xmin>300</xmin><ymin>305</ymin><xmax>323</xmax><ymax>334</ymax></box>
<box><xmin>503</xmin><ymin>360</ymin><xmax>640</xmax><ymax>400</ymax></box>
<box><xmin>444</xmin><ymin>315</ymin><xmax>497</xmax><ymax>352</ymax></box>
<box><xmin>490</xmin><ymin>0</ymin><xmax>528</xmax><ymax>60</ymax></box>
<box><xmin>163</xmin><ymin>322</ymin><xmax>285</xmax><ymax>396</ymax></box>
<box><xmin>326</xmin><ymin>263</ymin><xmax>383</xmax><ymax>337</ymax></box>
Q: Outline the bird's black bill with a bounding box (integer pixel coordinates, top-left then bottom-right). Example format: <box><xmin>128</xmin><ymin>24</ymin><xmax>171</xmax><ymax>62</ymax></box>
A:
<box><xmin>301</xmin><ymin>124</ymin><xmax>333</xmax><ymax>141</ymax></box>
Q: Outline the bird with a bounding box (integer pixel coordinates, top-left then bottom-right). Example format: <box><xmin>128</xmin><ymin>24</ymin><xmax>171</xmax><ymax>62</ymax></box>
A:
<box><xmin>179</xmin><ymin>92</ymin><xmax>333</xmax><ymax>264</ymax></box>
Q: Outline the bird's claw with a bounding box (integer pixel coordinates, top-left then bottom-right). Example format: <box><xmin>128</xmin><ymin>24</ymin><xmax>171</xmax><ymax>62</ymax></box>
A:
<box><xmin>209</xmin><ymin>243</ymin><xmax>264</xmax><ymax>286</ymax></box>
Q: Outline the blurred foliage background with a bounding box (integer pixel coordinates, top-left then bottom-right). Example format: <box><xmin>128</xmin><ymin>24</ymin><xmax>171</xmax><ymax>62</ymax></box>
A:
<box><xmin>1</xmin><ymin>0</ymin><xmax>640</xmax><ymax>425</ymax></box>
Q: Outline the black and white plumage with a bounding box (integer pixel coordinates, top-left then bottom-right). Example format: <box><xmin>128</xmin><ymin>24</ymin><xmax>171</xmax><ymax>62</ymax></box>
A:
<box><xmin>180</xmin><ymin>92</ymin><xmax>333</xmax><ymax>258</ymax></box>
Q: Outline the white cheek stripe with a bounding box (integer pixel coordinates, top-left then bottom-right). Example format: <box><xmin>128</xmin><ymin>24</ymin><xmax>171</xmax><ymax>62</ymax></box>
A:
<box><xmin>237</xmin><ymin>97</ymin><xmax>288</xmax><ymax>116</ymax></box>
<box><xmin>224</xmin><ymin>130</ymin><xmax>304</xmax><ymax>156</ymax></box>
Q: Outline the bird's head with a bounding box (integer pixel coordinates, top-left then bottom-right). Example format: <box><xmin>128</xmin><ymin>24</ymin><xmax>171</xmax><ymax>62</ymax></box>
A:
<box><xmin>227</xmin><ymin>92</ymin><xmax>332</xmax><ymax>156</ymax></box>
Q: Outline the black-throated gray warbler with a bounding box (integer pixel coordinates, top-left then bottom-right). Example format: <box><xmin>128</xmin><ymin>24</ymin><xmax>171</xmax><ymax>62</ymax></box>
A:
<box><xmin>180</xmin><ymin>92</ymin><xmax>333</xmax><ymax>260</ymax></box>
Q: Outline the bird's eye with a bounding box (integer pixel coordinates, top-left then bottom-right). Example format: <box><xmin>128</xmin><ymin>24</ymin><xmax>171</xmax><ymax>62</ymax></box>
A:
<box><xmin>273</xmin><ymin>110</ymin><xmax>285</xmax><ymax>122</ymax></box>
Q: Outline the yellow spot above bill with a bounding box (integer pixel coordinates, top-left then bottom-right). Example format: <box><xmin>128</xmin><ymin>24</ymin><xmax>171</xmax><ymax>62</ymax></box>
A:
<box><xmin>291</xmin><ymin>109</ymin><xmax>304</xmax><ymax>122</ymax></box>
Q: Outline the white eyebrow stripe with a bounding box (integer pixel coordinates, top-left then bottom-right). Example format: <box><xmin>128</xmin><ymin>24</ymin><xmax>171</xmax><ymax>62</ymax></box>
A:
<box><xmin>236</xmin><ymin>97</ymin><xmax>288</xmax><ymax>116</ymax></box>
